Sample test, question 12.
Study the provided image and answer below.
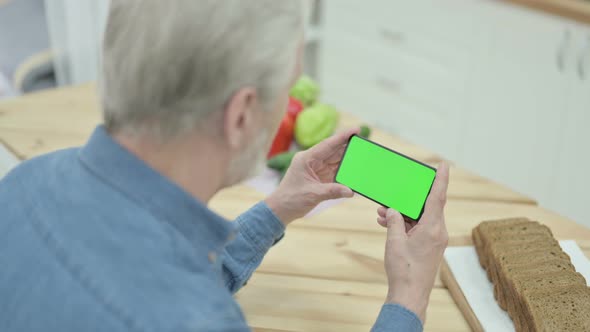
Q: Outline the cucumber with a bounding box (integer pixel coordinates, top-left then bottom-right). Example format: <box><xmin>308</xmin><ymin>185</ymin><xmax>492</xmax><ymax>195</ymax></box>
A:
<box><xmin>267</xmin><ymin>151</ymin><xmax>297</xmax><ymax>171</ymax></box>
<box><xmin>359</xmin><ymin>125</ymin><xmax>371</xmax><ymax>139</ymax></box>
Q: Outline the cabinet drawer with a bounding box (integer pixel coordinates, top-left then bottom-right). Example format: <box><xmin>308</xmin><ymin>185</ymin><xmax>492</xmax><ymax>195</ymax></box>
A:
<box><xmin>321</xmin><ymin>36</ymin><xmax>466</xmax><ymax>156</ymax></box>
<box><xmin>322</xmin><ymin>68</ymin><xmax>463</xmax><ymax>158</ymax></box>
<box><xmin>324</xmin><ymin>0</ymin><xmax>488</xmax><ymax>54</ymax></box>
<box><xmin>322</xmin><ymin>67</ymin><xmax>461</xmax><ymax>123</ymax></box>
<box><xmin>321</xmin><ymin>34</ymin><xmax>466</xmax><ymax>119</ymax></box>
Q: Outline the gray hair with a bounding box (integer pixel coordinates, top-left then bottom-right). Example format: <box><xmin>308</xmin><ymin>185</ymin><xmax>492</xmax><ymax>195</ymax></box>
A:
<box><xmin>100</xmin><ymin>0</ymin><xmax>303</xmax><ymax>138</ymax></box>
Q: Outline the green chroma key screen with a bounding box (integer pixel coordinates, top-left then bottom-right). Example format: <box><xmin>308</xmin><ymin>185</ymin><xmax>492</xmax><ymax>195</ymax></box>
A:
<box><xmin>335</xmin><ymin>135</ymin><xmax>436</xmax><ymax>220</ymax></box>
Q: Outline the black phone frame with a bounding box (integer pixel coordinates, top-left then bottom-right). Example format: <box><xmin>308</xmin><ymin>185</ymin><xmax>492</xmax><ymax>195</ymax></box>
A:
<box><xmin>333</xmin><ymin>134</ymin><xmax>437</xmax><ymax>221</ymax></box>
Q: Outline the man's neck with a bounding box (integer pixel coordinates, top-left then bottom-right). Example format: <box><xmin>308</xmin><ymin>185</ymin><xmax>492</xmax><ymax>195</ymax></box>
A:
<box><xmin>112</xmin><ymin>131</ymin><xmax>227</xmax><ymax>203</ymax></box>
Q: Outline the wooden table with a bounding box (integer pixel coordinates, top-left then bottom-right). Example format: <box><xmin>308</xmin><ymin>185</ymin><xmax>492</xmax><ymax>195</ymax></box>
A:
<box><xmin>502</xmin><ymin>0</ymin><xmax>590</xmax><ymax>24</ymax></box>
<box><xmin>1</xmin><ymin>84</ymin><xmax>589</xmax><ymax>332</ymax></box>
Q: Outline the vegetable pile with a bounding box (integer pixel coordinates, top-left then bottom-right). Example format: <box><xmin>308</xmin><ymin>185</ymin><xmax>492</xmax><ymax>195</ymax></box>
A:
<box><xmin>266</xmin><ymin>75</ymin><xmax>372</xmax><ymax>177</ymax></box>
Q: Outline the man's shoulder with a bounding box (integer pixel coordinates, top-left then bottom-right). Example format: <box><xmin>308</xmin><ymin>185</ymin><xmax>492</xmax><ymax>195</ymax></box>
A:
<box><xmin>0</xmin><ymin>147</ymin><xmax>123</xmax><ymax>229</ymax></box>
<box><xmin>0</xmin><ymin>147</ymin><xmax>81</xmax><ymax>191</ymax></box>
<box><xmin>0</xmin><ymin>147</ymin><xmax>84</xmax><ymax>225</ymax></box>
<box><xmin>1</xmin><ymin>145</ymin><xmax>142</xmax><ymax>220</ymax></box>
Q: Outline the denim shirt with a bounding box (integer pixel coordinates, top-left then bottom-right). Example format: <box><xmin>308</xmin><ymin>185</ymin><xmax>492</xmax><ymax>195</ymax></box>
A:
<box><xmin>0</xmin><ymin>126</ymin><xmax>422</xmax><ymax>332</ymax></box>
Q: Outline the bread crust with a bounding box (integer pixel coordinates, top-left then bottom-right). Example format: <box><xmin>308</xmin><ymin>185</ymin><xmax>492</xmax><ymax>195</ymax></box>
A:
<box><xmin>471</xmin><ymin>219</ymin><xmax>589</xmax><ymax>332</ymax></box>
<box><xmin>473</xmin><ymin>218</ymin><xmax>530</xmax><ymax>269</ymax></box>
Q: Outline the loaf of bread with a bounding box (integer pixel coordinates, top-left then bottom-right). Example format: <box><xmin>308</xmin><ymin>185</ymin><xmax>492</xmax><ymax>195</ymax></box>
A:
<box><xmin>472</xmin><ymin>218</ymin><xmax>589</xmax><ymax>332</ymax></box>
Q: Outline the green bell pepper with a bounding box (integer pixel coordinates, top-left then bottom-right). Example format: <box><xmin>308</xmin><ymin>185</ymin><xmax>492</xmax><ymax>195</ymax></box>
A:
<box><xmin>294</xmin><ymin>104</ymin><xmax>339</xmax><ymax>149</ymax></box>
<box><xmin>289</xmin><ymin>75</ymin><xmax>320</xmax><ymax>107</ymax></box>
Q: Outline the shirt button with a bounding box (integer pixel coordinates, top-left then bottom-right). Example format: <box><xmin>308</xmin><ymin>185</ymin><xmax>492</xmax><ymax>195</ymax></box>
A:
<box><xmin>208</xmin><ymin>252</ymin><xmax>217</xmax><ymax>263</ymax></box>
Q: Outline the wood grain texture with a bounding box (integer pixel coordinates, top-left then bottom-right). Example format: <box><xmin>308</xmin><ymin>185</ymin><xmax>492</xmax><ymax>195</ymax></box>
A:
<box><xmin>0</xmin><ymin>84</ymin><xmax>100</xmax><ymax>159</ymax></box>
<box><xmin>502</xmin><ymin>0</ymin><xmax>590</xmax><ymax>24</ymax></box>
<box><xmin>256</xmin><ymin>226</ymin><xmax>390</xmax><ymax>284</ymax></box>
<box><xmin>210</xmin><ymin>186</ymin><xmax>586</xmax><ymax>243</ymax></box>
<box><xmin>238</xmin><ymin>273</ymin><xmax>471</xmax><ymax>332</ymax></box>
<box><xmin>231</xmin><ymin>210</ymin><xmax>588</xmax><ymax>287</ymax></box>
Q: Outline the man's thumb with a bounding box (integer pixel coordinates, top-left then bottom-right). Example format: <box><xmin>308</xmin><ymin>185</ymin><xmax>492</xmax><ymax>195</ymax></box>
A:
<box><xmin>386</xmin><ymin>209</ymin><xmax>406</xmax><ymax>239</ymax></box>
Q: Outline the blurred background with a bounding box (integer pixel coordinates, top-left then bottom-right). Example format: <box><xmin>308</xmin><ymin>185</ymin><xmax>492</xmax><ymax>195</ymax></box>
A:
<box><xmin>0</xmin><ymin>0</ymin><xmax>589</xmax><ymax>227</ymax></box>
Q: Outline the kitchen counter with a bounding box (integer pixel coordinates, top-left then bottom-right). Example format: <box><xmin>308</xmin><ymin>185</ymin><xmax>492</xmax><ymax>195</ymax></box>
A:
<box><xmin>1</xmin><ymin>84</ymin><xmax>589</xmax><ymax>331</ymax></box>
<box><xmin>503</xmin><ymin>0</ymin><xmax>590</xmax><ymax>24</ymax></box>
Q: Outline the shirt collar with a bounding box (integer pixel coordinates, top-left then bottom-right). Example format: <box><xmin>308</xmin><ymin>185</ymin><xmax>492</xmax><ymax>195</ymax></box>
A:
<box><xmin>79</xmin><ymin>125</ymin><xmax>234</xmax><ymax>253</ymax></box>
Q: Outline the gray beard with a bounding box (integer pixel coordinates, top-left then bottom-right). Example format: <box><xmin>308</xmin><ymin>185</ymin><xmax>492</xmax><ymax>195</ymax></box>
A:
<box><xmin>223</xmin><ymin>129</ymin><xmax>270</xmax><ymax>187</ymax></box>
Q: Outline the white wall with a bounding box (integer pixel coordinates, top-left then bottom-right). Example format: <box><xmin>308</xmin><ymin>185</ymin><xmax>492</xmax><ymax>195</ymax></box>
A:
<box><xmin>44</xmin><ymin>0</ymin><xmax>110</xmax><ymax>85</ymax></box>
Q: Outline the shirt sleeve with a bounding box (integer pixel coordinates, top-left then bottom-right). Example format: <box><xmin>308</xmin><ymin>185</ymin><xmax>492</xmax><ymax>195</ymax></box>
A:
<box><xmin>371</xmin><ymin>303</ymin><xmax>423</xmax><ymax>332</ymax></box>
<box><xmin>220</xmin><ymin>201</ymin><xmax>285</xmax><ymax>293</ymax></box>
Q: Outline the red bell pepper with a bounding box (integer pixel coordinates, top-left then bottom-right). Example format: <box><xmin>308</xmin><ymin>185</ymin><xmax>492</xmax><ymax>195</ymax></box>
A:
<box><xmin>286</xmin><ymin>96</ymin><xmax>304</xmax><ymax>121</ymax></box>
<box><xmin>267</xmin><ymin>113</ymin><xmax>295</xmax><ymax>159</ymax></box>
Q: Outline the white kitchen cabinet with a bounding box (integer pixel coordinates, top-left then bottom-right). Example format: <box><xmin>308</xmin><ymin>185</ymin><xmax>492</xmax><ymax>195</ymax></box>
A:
<box><xmin>548</xmin><ymin>26</ymin><xmax>590</xmax><ymax>227</ymax></box>
<box><xmin>459</xmin><ymin>3</ymin><xmax>575</xmax><ymax>205</ymax></box>
<box><xmin>320</xmin><ymin>0</ymin><xmax>488</xmax><ymax>160</ymax></box>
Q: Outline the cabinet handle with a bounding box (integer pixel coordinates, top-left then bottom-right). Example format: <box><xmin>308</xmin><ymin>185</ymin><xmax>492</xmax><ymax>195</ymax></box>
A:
<box><xmin>375</xmin><ymin>76</ymin><xmax>401</xmax><ymax>94</ymax></box>
<box><xmin>556</xmin><ymin>30</ymin><xmax>571</xmax><ymax>72</ymax></box>
<box><xmin>578</xmin><ymin>36</ymin><xmax>590</xmax><ymax>80</ymax></box>
<box><xmin>380</xmin><ymin>28</ymin><xmax>405</xmax><ymax>45</ymax></box>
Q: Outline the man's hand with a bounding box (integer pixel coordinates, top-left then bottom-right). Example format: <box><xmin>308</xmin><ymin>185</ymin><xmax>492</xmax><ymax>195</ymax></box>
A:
<box><xmin>264</xmin><ymin>128</ymin><xmax>359</xmax><ymax>225</ymax></box>
<box><xmin>376</xmin><ymin>163</ymin><xmax>450</xmax><ymax>324</ymax></box>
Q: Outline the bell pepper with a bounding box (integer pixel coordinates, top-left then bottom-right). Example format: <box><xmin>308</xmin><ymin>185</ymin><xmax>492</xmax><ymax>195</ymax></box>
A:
<box><xmin>289</xmin><ymin>75</ymin><xmax>320</xmax><ymax>107</ymax></box>
<box><xmin>294</xmin><ymin>104</ymin><xmax>339</xmax><ymax>149</ymax></box>
<box><xmin>287</xmin><ymin>96</ymin><xmax>304</xmax><ymax>121</ymax></box>
<box><xmin>267</xmin><ymin>113</ymin><xmax>295</xmax><ymax>159</ymax></box>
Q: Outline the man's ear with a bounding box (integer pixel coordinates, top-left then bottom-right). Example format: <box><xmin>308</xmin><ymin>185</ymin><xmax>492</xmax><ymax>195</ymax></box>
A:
<box><xmin>223</xmin><ymin>87</ymin><xmax>258</xmax><ymax>149</ymax></box>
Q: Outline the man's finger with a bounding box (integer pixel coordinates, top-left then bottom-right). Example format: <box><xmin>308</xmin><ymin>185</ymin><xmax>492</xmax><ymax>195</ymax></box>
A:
<box><xmin>386</xmin><ymin>209</ymin><xmax>406</xmax><ymax>241</ymax></box>
<box><xmin>422</xmin><ymin>162</ymin><xmax>450</xmax><ymax>222</ymax></box>
<box><xmin>377</xmin><ymin>206</ymin><xmax>387</xmax><ymax>218</ymax></box>
<box><xmin>316</xmin><ymin>183</ymin><xmax>353</xmax><ymax>201</ymax></box>
<box><xmin>308</xmin><ymin>127</ymin><xmax>360</xmax><ymax>158</ymax></box>
<box><xmin>403</xmin><ymin>215</ymin><xmax>415</xmax><ymax>224</ymax></box>
<box><xmin>379</xmin><ymin>207</ymin><xmax>414</xmax><ymax>223</ymax></box>
<box><xmin>406</xmin><ymin>220</ymin><xmax>418</xmax><ymax>233</ymax></box>
<box><xmin>405</xmin><ymin>221</ymin><xmax>413</xmax><ymax>233</ymax></box>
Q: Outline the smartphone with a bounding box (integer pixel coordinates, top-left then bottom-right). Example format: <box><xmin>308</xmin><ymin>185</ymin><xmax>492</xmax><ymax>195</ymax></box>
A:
<box><xmin>335</xmin><ymin>135</ymin><xmax>436</xmax><ymax>221</ymax></box>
